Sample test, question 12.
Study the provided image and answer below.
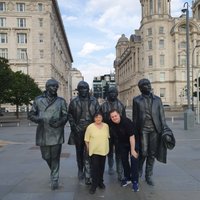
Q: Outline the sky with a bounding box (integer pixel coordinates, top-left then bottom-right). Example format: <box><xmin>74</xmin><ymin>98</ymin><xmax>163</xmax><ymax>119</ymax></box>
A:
<box><xmin>57</xmin><ymin>0</ymin><xmax>193</xmax><ymax>87</ymax></box>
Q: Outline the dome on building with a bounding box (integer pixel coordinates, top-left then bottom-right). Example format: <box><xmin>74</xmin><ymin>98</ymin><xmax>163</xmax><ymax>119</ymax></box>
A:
<box><xmin>117</xmin><ymin>34</ymin><xmax>128</xmax><ymax>43</ymax></box>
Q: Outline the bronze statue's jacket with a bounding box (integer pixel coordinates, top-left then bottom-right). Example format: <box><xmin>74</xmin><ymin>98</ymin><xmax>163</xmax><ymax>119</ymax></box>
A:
<box><xmin>68</xmin><ymin>96</ymin><xmax>100</xmax><ymax>144</ymax></box>
<box><xmin>28</xmin><ymin>93</ymin><xmax>68</xmax><ymax>146</ymax></box>
<box><xmin>132</xmin><ymin>94</ymin><xmax>174</xmax><ymax>163</ymax></box>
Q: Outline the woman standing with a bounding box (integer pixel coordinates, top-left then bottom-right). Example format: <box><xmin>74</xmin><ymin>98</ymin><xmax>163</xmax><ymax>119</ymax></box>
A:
<box><xmin>84</xmin><ymin>112</ymin><xmax>110</xmax><ymax>194</ymax></box>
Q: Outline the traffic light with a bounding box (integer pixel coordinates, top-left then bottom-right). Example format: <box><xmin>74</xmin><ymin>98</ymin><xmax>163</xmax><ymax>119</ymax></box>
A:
<box><xmin>194</xmin><ymin>77</ymin><xmax>200</xmax><ymax>87</ymax></box>
<box><xmin>193</xmin><ymin>91</ymin><xmax>200</xmax><ymax>101</ymax></box>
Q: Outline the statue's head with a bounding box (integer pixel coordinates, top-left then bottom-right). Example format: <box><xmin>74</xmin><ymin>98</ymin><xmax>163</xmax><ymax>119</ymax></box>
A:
<box><xmin>107</xmin><ymin>87</ymin><xmax>118</xmax><ymax>101</ymax></box>
<box><xmin>45</xmin><ymin>79</ymin><xmax>59</xmax><ymax>96</ymax></box>
<box><xmin>138</xmin><ymin>78</ymin><xmax>151</xmax><ymax>95</ymax></box>
<box><xmin>77</xmin><ymin>81</ymin><xmax>89</xmax><ymax>98</ymax></box>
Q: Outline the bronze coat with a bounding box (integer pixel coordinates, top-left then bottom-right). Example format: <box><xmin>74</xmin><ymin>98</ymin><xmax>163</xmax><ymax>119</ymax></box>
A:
<box><xmin>29</xmin><ymin>94</ymin><xmax>68</xmax><ymax>146</ymax></box>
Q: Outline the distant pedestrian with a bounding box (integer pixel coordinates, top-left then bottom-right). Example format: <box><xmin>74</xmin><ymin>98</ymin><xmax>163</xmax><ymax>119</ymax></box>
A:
<box><xmin>109</xmin><ymin>109</ymin><xmax>139</xmax><ymax>192</ymax></box>
<box><xmin>28</xmin><ymin>79</ymin><xmax>68</xmax><ymax>190</ymax></box>
<box><xmin>84</xmin><ymin>112</ymin><xmax>110</xmax><ymax>194</ymax></box>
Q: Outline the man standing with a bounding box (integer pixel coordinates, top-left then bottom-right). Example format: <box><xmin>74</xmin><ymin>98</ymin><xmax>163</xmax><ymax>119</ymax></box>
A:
<box><xmin>68</xmin><ymin>81</ymin><xmax>100</xmax><ymax>185</ymax></box>
<box><xmin>100</xmin><ymin>87</ymin><xmax>126</xmax><ymax>180</ymax></box>
<box><xmin>132</xmin><ymin>78</ymin><xmax>168</xmax><ymax>186</ymax></box>
<box><xmin>28</xmin><ymin>79</ymin><xmax>68</xmax><ymax>190</ymax></box>
<box><xmin>109</xmin><ymin>109</ymin><xmax>139</xmax><ymax>192</ymax></box>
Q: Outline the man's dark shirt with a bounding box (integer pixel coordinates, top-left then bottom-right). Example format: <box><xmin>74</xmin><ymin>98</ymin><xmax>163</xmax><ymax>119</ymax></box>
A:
<box><xmin>109</xmin><ymin>117</ymin><xmax>138</xmax><ymax>150</ymax></box>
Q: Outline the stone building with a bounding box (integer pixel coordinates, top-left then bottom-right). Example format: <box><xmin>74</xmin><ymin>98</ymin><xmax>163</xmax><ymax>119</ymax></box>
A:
<box><xmin>69</xmin><ymin>68</ymin><xmax>83</xmax><ymax>98</ymax></box>
<box><xmin>114</xmin><ymin>0</ymin><xmax>200</xmax><ymax>109</ymax></box>
<box><xmin>0</xmin><ymin>0</ymin><xmax>73</xmax><ymax>110</ymax></box>
<box><xmin>93</xmin><ymin>73</ymin><xmax>116</xmax><ymax>100</ymax></box>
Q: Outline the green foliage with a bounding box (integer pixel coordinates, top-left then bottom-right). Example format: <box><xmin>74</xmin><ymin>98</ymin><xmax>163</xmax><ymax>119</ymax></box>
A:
<box><xmin>0</xmin><ymin>58</ymin><xmax>42</xmax><ymax>115</ymax></box>
<box><xmin>0</xmin><ymin>57</ymin><xmax>13</xmax><ymax>103</ymax></box>
<box><xmin>3</xmin><ymin>71</ymin><xmax>42</xmax><ymax>106</ymax></box>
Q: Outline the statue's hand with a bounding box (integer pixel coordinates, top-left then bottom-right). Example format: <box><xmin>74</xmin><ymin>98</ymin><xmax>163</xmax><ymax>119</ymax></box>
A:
<box><xmin>165</xmin><ymin>135</ymin><xmax>172</xmax><ymax>142</ymax></box>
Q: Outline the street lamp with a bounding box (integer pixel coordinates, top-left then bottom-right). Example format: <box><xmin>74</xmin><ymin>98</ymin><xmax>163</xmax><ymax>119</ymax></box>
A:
<box><xmin>197</xmin><ymin>70</ymin><xmax>200</xmax><ymax>124</ymax></box>
<box><xmin>182</xmin><ymin>2</ymin><xmax>195</xmax><ymax>130</ymax></box>
<box><xmin>192</xmin><ymin>44</ymin><xmax>200</xmax><ymax>111</ymax></box>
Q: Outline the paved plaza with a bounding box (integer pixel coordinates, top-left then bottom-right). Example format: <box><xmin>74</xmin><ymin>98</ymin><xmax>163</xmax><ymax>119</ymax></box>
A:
<box><xmin>0</xmin><ymin>112</ymin><xmax>200</xmax><ymax>200</ymax></box>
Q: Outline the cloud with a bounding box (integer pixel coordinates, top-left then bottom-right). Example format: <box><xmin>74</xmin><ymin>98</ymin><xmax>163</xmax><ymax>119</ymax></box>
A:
<box><xmin>78</xmin><ymin>42</ymin><xmax>105</xmax><ymax>56</ymax></box>
<box><xmin>64</xmin><ymin>15</ymin><xmax>77</xmax><ymax>21</ymax></box>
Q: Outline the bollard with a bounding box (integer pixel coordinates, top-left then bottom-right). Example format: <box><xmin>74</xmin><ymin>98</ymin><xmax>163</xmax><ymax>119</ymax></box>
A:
<box><xmin>172</xmin><ymin>116</ymin><xmax>174</xmax><ymax>123</ymax></box>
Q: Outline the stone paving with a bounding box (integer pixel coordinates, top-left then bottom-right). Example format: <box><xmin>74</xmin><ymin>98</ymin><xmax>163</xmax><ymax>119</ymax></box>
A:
<box><xmin>0</xmin><ymin>116</ymin><xmax>200</xmax><ymax>200</ymax></box>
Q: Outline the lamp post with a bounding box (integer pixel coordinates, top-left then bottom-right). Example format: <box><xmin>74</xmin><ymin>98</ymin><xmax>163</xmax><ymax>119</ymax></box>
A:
<box><xmin>182</xmin><ymin>2</ymin><xmax>195</xmax><ymax>129</ymax></box>
<box><xmin>192</xmin><ymin>45</ymin><xmax>200</xmax><ymax>111</ymax></box>
<box><xmin>197</xmin><ymin>70</ymin><xmax>200</xmax><ymax>124</ymax></box>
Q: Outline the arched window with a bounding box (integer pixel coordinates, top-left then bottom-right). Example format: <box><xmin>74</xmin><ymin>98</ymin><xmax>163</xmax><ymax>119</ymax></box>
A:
<box><xmin>150</xmin><ymin>0</ymin><xmax>153</xmax><ymax>15</ymax></box>
<box><xmin>158</xmin><ymin>0</ymin><xmax>161</xmax><ymax>14</ymax></box>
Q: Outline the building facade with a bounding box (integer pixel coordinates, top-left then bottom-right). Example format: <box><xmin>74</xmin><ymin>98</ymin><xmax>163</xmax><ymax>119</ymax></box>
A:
<box><xmin>69</xmin><ymin>68</ymin><xmax>83</xmax><ymax>98</ymax></box>
<box><xmin>0</xmin><ymin>0</ymin><xmax>73</xmax><ymax>111</ymax></box>
<box><xmin>93</xmin><ymin>73</ymin><xmax>116</xmax><ymax>101</ymax></box>
<box><xmin>114</xmin><ymin>0</ymin><xmax>200</xmax><ymax>109</ymax></box>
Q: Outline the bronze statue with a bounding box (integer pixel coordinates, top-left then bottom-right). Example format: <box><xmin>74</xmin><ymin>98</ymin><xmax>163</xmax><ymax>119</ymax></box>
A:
<box><xmin>100</xmin><ymin>87</ymin><xmax>126</xmax><ymax>180</ymax></box>
<box><xmin>28</xmin><ymin>79</ymin><xmax>68</xmax><ymax>190</ymax></box>
<box><xmin>68</xmin><ymin>81</ymin><xmax>100</xmax><ymax>185</ymax></box>
<box><xmin>132</xmin><ymin>78</ymin><xmax>175</xmax><ymax>186</ymax></box>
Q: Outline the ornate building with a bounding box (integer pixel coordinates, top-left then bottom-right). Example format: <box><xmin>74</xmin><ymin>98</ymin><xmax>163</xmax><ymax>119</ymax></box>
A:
<box><xmin>0</xmin><ymin>0</ymin><xmax>73</xmax><ymax>111</ymax></box>
<box><xmin>114</xmin><ymin>0</ymin><xmax>200</xmax><ymax>109</ymax></box>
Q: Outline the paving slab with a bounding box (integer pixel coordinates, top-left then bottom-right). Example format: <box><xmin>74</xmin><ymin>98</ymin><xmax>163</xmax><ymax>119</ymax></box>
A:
<box><xmin>0</xmin><ymin>119</ymin><xmax>200</xmax><ymax>200</ymax></box>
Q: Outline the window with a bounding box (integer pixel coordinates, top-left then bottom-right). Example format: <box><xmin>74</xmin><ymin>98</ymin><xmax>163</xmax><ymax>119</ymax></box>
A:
<box><xmin>178</xmin><ymin>55</ymin><xmax>186</xmax><ymax>65</ymax></box>
<box><xmin>17</xmin><ymin>18</ymin><xmax>26</xmax><ymax>28</ymax></box>
<box><xmin>39</xmin><ymin>33</ymin><xmax>44</xmax><ymax>43</ymax></box>
<box><xmin>150</xmin><ymin>0</ymin><xmax>153</xmax><ymax>15</ymax></box>
<box><xmin>148</xmin><ymin>73</ymin><xmax>153</xmax><ymax>82</ymax></box>
<box><xmin>148</xmin><ymin>40</ymin><xmax>152</xmax><ymax>50</ymax></box>
<box><xmin>17</xmin><ymin>33</ymin><xmax>27</xmax><ymax>44</ymax></box>
<box><xmin>39</xmin><ymin>50</ymin><xmax>44</xmax><ymax>59</ymax></box>
<box><xmin>38</xmin><ymin>18</ymin><xmax>43</xmax><ymax>27</ymax></box>
<box><xmin>0</xmin><ymin>33</ymin><xmax>7</xmax><ymax>43</ymax></box>
<box><xmin>159</xmin><ymin>39</ymin><xmax>164</xmax><ymax>49</ymax></box>
<box><xmin>159</xmin><ymin>26</ymin><xmax>164</xmax><ymax>34</ymax></box>
<box><xmin>179</xmin><ymin>41</ymin><xmax>186</xmax><ymax>49</ymax></box>
<box><xmin>160</xmin><ymin>88</ymin><xmax>166</xmax><ymax>98</ymax></box>
<box><xmin>148</xmin><ymin>55</ymin><xmax>153</xmax><ymax>66</ymax></box>
<box><xmin>158</xmin><ymin>0</ymin><xmax>161</xmax><ymax>14</ymax></box>
<box><xmin>17</xmin><ymin>48</ymin><xmax>27</xmax><ymax>59</ymax></box>
<box><xmin>0</xmin><ymin>17</ymin><xmax>6</xmax><ymax>27</ymax></box>
<box><xmin>0</xmin><ymin>48</ymin><xmax>8</xmax><ymax>58</ymax></box>
<box><xmin>179</xmin><ymin>25</ymin><xmax>186</xmax><ymax>32</ymax></box>
<box><xmin>160</xmin><ymin>72</ymin><xmax>165</xmax><ymax>81</ymax></box>
<box><xmin>0</xmin><ymin>2</ymin><xmax>6</xmax><ymax>11</ymax></box>
<box><xmin>160</xmin><ymin>54</ymin><xmax>165</xmax><ymax>66</ymax></box>
<box><xmin>147</xmin><ymin>28</ymin><xmax>152</xmax><ymax>36</ymax></box>
<box><xmin>38</xmin><ymin>3</ymin><xmax>43</xmax><ymax>11</ymax></box>
<box><xmin>16</xmin><ymin>3</ymin><xmax>25</xmax><ymax>12</ymax></box>
<box><xmin>39</xmin><ymin>66</ymin><xmax>44</xmax><ymax>76</ymax></box>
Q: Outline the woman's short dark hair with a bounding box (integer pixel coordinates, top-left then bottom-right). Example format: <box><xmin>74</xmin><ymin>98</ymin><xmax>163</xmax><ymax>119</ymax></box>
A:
<box><xmin>93</xmin><ymin>111</ymin><xmax>103</xmax><ymax>119</ymax></box>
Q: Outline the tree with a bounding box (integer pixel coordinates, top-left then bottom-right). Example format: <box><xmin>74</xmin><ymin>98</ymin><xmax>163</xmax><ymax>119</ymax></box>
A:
<box><xmin>0</xmin><ymin>57</ymin><xmax>13</xmax><ymax>104</ymax></box>
<box><xmin>3</xmin><ymin>71</ymin><xmax>42</xmax><ymax>118</ymax></box>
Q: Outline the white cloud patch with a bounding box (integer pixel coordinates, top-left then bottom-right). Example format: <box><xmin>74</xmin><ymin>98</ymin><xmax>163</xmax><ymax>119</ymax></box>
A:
<box><xmin>78</xmin><ymin>42</ymin><xmax>105</xmax><ymax>56</ymax></box>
